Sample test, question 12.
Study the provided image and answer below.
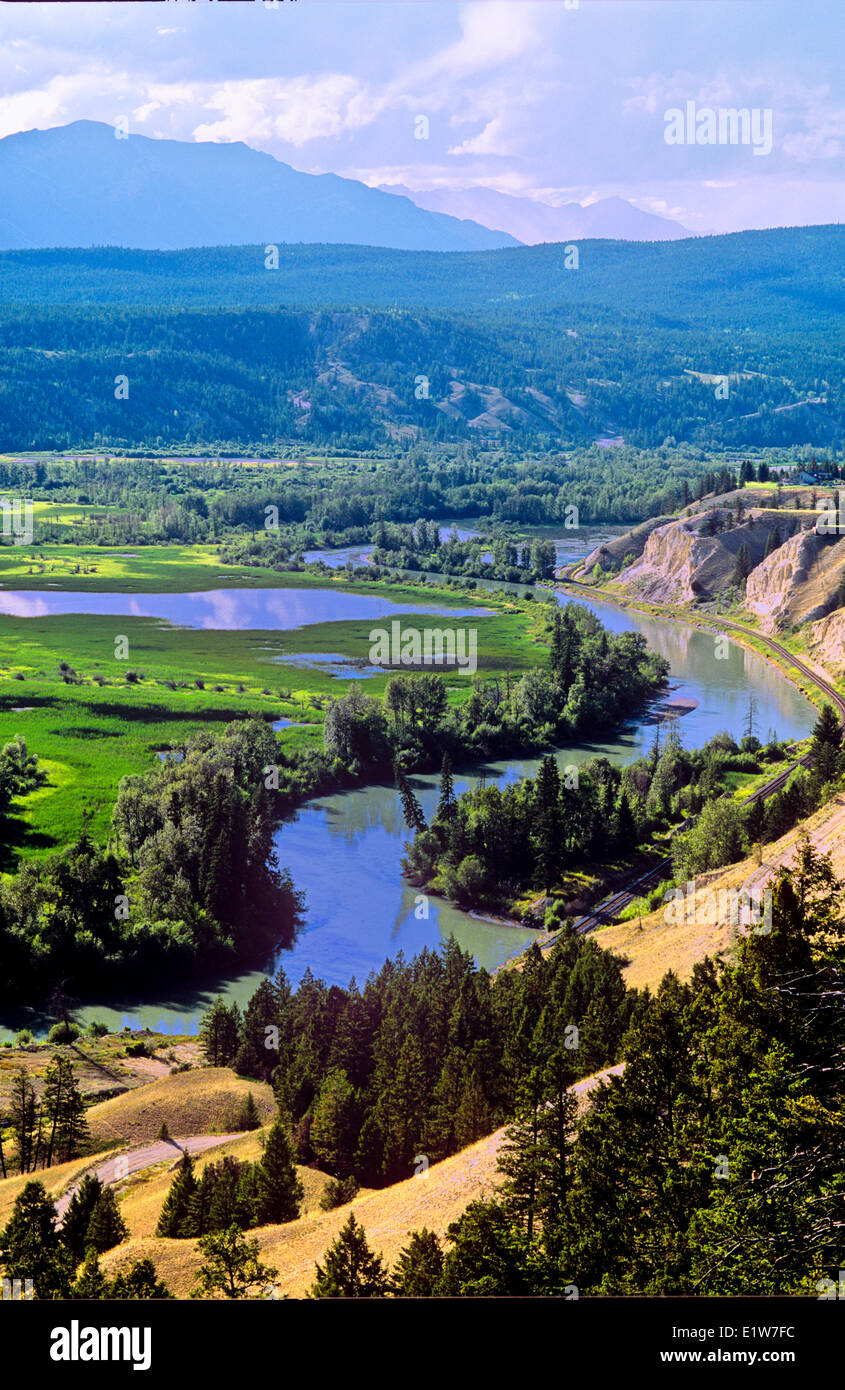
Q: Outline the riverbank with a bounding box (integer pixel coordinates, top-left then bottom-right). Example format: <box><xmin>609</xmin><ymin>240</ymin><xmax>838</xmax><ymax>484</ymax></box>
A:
<box><xmin>558</xmin><ymin>570</ymin><xmax>843</xmax><ymax>720</ymax></box>
<box><xmin>488</xmin><ymin>573</ymin><xmax>841</xmax><ymax>978</ymax></box>
<box><xmin>0</xmin><ymin>558</ymin><xmax>820</xmax><ymax>1038</ymax></box>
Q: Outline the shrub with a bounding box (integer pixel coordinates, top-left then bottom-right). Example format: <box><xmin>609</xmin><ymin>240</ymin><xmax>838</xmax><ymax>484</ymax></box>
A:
<box><xmin>87</xmin><ymin>1021</ymin><xmax>109</xmax><ymax>1038</ymax></box>
<box><xmin>234</xmin><ymin>1091</ymin><xmax>262</xmax><ymax>1132</ymax></box>
<box><xmin>319</xmin><ymin>1175</ymin><xmax>360</xmax><ymax>1211</ymax></box>
<box><xmin>48</xmin><ymin>1022</ymin><xmax>79</xmax><ymax>1045</ymax></box>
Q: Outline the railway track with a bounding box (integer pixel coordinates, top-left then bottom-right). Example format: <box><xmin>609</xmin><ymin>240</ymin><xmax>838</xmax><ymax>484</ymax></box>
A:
<box><xmin>558</xmin><ymin>566</ymin><xmax>845</xmax><ymax>721</ymax></box>
<box><xmin>554</xmin><ymin>569</ymin><xmax>843</xmax><ymax>935</ymax></box>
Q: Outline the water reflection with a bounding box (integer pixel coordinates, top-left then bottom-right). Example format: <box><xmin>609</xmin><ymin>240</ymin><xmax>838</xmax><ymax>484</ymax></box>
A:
<box><xmin>0</xmin><ymin>588</ymin><xmax>492</xmax><ymax>630</ymax></box>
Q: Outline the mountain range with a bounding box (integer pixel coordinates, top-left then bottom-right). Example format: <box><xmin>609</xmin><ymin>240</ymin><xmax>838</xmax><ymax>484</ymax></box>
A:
<box><xmin>379</xmin><ymin>184</ymin><xmax>689</xmax><ymax>243</ymax></box>
<box><xmin>0</xmin><ymin>120</ymin><xmax>519</xmax><ymax>254</ymax></box>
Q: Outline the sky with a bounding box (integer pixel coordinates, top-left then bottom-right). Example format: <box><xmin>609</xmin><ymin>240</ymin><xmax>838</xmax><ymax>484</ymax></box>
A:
<box><xmin>0</xmin><ymin>0</ymin><xmax>842</xmax><ymax>234</ymax></box>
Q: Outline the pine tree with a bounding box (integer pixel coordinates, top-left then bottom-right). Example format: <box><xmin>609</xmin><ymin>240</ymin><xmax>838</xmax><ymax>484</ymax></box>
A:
<box><xmin>206</xmin><ymin>1157</ymin><xmax>249</xmax><ymax>1232</ymax></box>
<box><xmin>156</xmin><ymin>1150</ymin><xmax>197</xmax><ymax>1237</ymax></box>
<box><xmin>395</xmin><ymin>762</ymin><xmax>427</xmax><ymax>833</ymax></box>
<box><xmin>61</xmin><ymin>1174</ymin><xmax>104</xmax><ymax>1263</ymax></box>
<box><xmin>553</xmin><ymin>610</ymin><xmax>581</xmax><ymax>696</ymax></box>
<box><xmin>0</xmin><ymin>1180</ymin><xmax>74</xmax><ymax>1299</ymax></box>
<box><xmin>438</xmin><ymin>1200</ymin><xmax>542</xmax><ymax>1296</ymax></box>
<box><xmin>497</xmin><ymin>1070</ymin><xmax>546</xmax><ymax>1240</ymax></box>
<box><xmin>310</xmin><ymin>1213</ymin><xmax>390</xmax><ymax>1298</ymax></box>
<box><xmin>237</xmin><ymin>1091</ymin><xmax>262</xmax><ymax>1131</ymax></box>
<box><xmin>614</xmin><ymin>789</ymin><xmax>637</xmax><ymax>847</ymax></box>
<box><xmin>234</xmin><ymin>1162</ymin><xmax>259</xmax><ymax>1230</ymax></box>
<box><xmin>186</xmin><ymin>1163</ymin><xmax>216</xmax><ymax>1238</ymax></box>
<box><xmin>70</xmin><ymin>1248</ymin><xmax>109</xmax><ymax>1299</ymax></box>
<box><xmin>733</xmin><ymin>541</ymin><xmax>752</xmax><ymax>587</ymax></box>
<box><xmin>234</xmin><ymin>978</ymin><xmax>278</xmax><ymax>1082</ymax></box>
<box><xmin>85</xmin><ymin>1186</ymin><xmax>129</xmax><ymax>1254</ymax></box>
<box><xmin>10</xmin><ymin>1067</ymin><xmax>37</xmax><ymax>1173</ymax></box>
<box><xmin>310</xmin><ymin>1068</ymin><xmax>357</xmax><ymax>1177</ymax></box>
<box><xmin>200</xmin><ymin>998</ymin><xmax>230</xmax><ymax>1065</ymax></box>
<box><xmin>812</xmin><ymin>703</ymin><xmax>842</xmax><ymax>752</ymax></box>
<box><xmin>435</xmin><ymin>751</ymin><xmax>456</xmax><ymax>823</ymax></box>
<box><xmin>534</xmin><ymin>1051</ymin><xmax>578</xmax><ymax>1251</ymax></box>
<box><xmin>72</xmin><ymin>1249</ymin><xmax>173</xmax><ymax>1300</ymax></box>
<box><xmin>353</xmin><ymin>1113</ymin><xmax>385</xmax><ymax>1188</ymax></box>
<box><xmin>255</xmin><ymin>1118</ymin><xmax>304</xmax><ymax>1225</ymax></box>
<box><xmin>811</xmin><ymin>703</ymin><xmax>842</xmax><ymax>786</ymax></box>
<box><xmin>533</xmin><ymin>756</ymin><xmax>562</xmax><ymax>895</ymax></box>
<box><xmin>43</xmin><ymin>1054</ymin><xmax>89</xmax><ymax>1167</ymax></box>
<box><xmin>391</xmin><ymin>1228</ymin><xmax>444</xmax><ymax>1296</ymax></box>
<box><xmin>764</xmin><ymin>525</ymin><xmax>781</xmax><ymax>559</ymax></box>
<box><xmin>550</xmin><ymin>609</ymin><xmax>565</xmax><ymax>678</ymax></box>
<box><xmin>108</xmin><ymin>1257</ymin><xmax>173</xmax><ymax>1300</ymax></box>
<box><xmin>200</xmin><ymin>997</ymin><xmax>243</xmax><ymax>1066</ymax></box>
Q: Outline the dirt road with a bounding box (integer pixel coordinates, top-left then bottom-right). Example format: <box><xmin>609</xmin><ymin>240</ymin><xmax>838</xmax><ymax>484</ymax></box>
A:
<box><xmin>56</xmin><ymin>1132</ymin><xmax>242</xmax><ymax>1221</ymax></box>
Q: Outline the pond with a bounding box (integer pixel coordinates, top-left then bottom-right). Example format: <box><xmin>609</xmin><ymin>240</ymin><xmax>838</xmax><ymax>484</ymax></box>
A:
<box><xmin>0</xmin><ymin>588</ymin><xmax>492</xmax><ymax>629</ymax></box>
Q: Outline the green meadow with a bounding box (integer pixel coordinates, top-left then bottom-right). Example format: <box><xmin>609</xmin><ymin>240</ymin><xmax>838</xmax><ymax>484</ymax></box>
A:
<box><xmin>0</xmin><ymin>542</ymin><xmax>375</xmax><ymax>592</ymax></box>
<box><xmin>0</xmin><ymin>552</ymin><xmax>549</xmax><ymax>862</ymax></box>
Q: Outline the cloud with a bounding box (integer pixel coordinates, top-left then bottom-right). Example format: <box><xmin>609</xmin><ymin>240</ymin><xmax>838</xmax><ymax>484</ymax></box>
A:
<box><xmin>448</xmin><ymin>117</ymin><xmax>513</xmax><ymax>158</ymax></box>
<box><xmin>624</xmin><ymin>67</ymin><xmax>845</xmax><ymax>170</ymax></box>
<box><xmin>412</xmin><ymin>1</ymin><xmax>545</xmax><ymax>84</ymax></box>
<box><xmin>0</xmin><ymin>70</ymin><xmax>131</xmax><ymax>139</ymax></box>
<box><xmin>0</xmin><ymin>0</ymin><xmax>841</xmax><ymax>235</ymax></box>
<box><xmin>192</xmin><ymin>75</ymin><xmax>383</xmax><ymax>147</ymax></box>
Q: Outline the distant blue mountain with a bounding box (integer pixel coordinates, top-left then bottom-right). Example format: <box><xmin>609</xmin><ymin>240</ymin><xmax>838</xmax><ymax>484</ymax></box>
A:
<box><xmin>0</xmin><ymin>120</ymin><xmax>520</xmax><ymax>253</ymax></box>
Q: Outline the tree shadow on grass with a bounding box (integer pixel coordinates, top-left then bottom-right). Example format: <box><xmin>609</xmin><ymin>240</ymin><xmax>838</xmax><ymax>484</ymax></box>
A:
<box><xmin>0</xmin><ymin>814</ymin><xmax>58</xmax><ymax>872</ymax></box>
<box><xmin>82</xmin><ymin>700</ymin><xmax>253</xmax><ymax>725</ymax></box>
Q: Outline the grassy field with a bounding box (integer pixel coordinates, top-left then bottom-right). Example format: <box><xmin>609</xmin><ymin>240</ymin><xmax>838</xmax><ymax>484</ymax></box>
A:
<box><xmin>0</xmin><ymin>551</ymin><xmax>546</xmax><ymax>858</ymax></box>
<box><xmin>0</xmin><ymin>541</ymin><xmax>459</xmax><ymax>592</ymax></box>
<box><xmin>85</xmin><ymin>1067</ymin><xmax>276</xmax><ymax>1147</ymax></box>
<box><xmin>0</xmin><ymin>1032</ymin><xmax>201</xmax><ymax>1107</ymax></box>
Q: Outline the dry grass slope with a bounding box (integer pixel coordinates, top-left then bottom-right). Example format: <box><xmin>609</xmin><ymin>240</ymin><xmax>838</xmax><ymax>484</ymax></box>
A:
<box><xmin>593</xmin><ymin>793</ymin><xmax>845</xmax><ymax>991</ymax></box>
<box><xmin>101</xmin><ymin>1125</ymin><xmax>507</xmax><ymax>1298</ymax></box>
<box><xmin>0</xmin><ymin>1150</ymin><xmax>115</xmax><ymax>1229</ymax></box>
<box><xmin>86</xmin><ymin>1067</ymin><xmax>276</xmax><ymax>1147</ymax></box>
<box><xmin>114</xmin><ymin>1129</ymin><xmax>332</xmax><ymax>1241</ymax></box>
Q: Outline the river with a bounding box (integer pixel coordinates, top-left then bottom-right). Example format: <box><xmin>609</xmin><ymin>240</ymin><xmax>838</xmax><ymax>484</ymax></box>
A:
<box><xmin>0</xmin><ymin>523</ymin><xmax>817</xmax><ymax>1038</ymax></box>
<box><xmin>19</xmin><ymin>582</ymin><xmax>810</xmax><ymax>1042</ymax></box>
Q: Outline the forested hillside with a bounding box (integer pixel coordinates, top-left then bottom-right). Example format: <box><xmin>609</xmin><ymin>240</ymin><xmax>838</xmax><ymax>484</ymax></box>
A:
<box><xmin>0</xmin><ymin>226</ymin><xmax>841</xmax><ymax>451</ymax></box>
